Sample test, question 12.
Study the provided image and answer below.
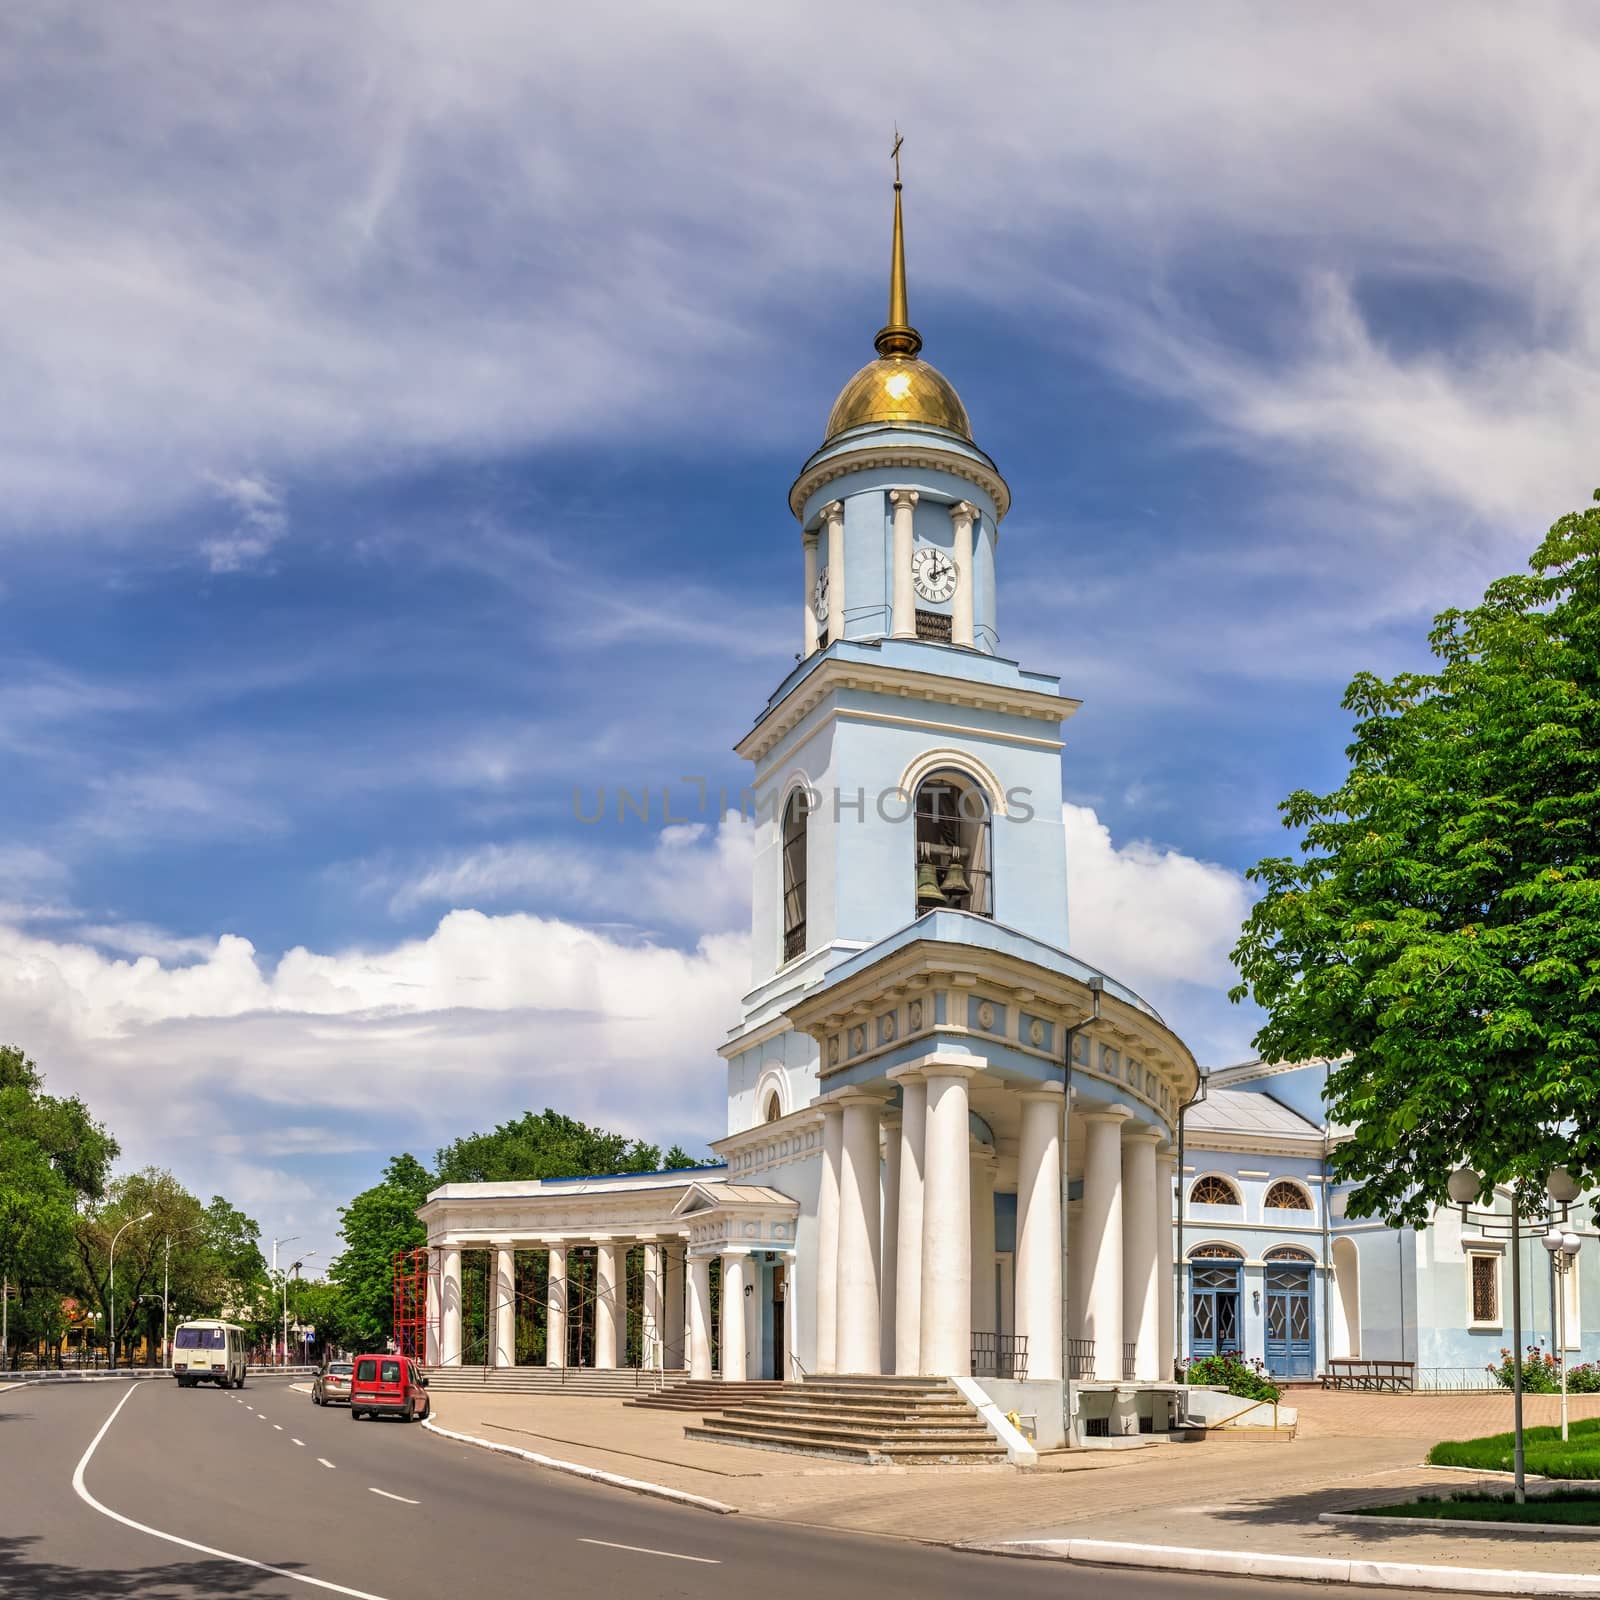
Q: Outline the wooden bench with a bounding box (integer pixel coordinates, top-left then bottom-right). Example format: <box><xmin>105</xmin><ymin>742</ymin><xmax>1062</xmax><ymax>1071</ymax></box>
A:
<box><xmin>1320</xmin><ymin>1358</ymin><xmax>1415</xmax><ymax>1392</ymax></box>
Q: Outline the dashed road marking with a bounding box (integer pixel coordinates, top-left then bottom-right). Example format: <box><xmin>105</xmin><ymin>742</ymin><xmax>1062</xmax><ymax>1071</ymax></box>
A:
<box><xmin>72</xmin><ymin>1385</ymin><xmax>393</xmax><ymax>1599</ymax></box>
<box><xmin>292</xmin><ymin>1438</ymin><xmax>306</xmax><ymax>1447</ymax></box>
<box><xmin>274</xmin><ymin>1424</ymin><xmax>283</xmax><ymax>1431</ymax></box>
<box><xmin>317</xmin><ymin>1458</ymin><xmax>336</xmax><ymax>1469</ymax></box>
<box><xmin>368</xmin><ymin>1488</ymin><xmax>420</xmax><ymax>1505</ymax></box>
<box><xmin>577</xmin><ymin>1539</ymin><xmax>720</xmax><ymax>1565</ymax></box>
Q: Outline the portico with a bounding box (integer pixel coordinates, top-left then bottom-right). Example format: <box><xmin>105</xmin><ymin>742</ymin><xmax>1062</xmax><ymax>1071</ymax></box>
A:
<box><xmin>415</xmin><ymin>1173</ymin><xmax>797</xmax><ymax>1380</ymax></box>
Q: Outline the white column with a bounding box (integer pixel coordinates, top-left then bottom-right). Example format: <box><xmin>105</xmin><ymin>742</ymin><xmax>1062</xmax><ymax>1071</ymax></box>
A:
<box><xmin>1156</xmin><ymin>1149</ymin><xmax>1177</xmax><ymax>1382</ymax></box>
<box><xmin>595</xmin><ymin>1243</ymin><xmax>620</xmax><ymax>1369</ymax></box>
<box><xmin>1016</xmin><ymin>1087</ymin><xmax>1064</xmax><ymax>1382</ymax></box>
<box><xmin>1122</xmin><ymin>1129</ymin><xmax>1161</xmax><ymax>1382</ymax></box>
<box><xmin>665</xmin><ymin>1244</ymin><xmax>686</xmax><ymax>1369</ymax></box>
<box><xmin>970</xmin><ymin>1143</ymin><xmax>997</xmax><ymax>1340</ymax></box>
<box><xmin>440</xmin><ymin>1247</ymin><xmax>462</xmax><ymax>1367</ymax></box>
<box><xmin>425</xmin><ymin>1247</ymin><xmax>442</xmax><ymax>1366</ymax></box>
<box><xmin>880</xmin><ymin>1112</ymin><xmax>900</xmax><ymax>1375</ymax></box>
<box><xmin>950</xmin><ymin>501</ymin><xmax>977</xmax><ymax>648</ymax></box>
<box><xmin>815</xmin><ymin>1101</ymin><xmax>843</xmax><ymax>1374</ymax></box>
<box><xmin>642</xmin><ymin>1242</ymin><xmax>663</xmax><ymax>1369</ymax></box>
<box><xmin>493</xmin><ymin>1247</ymin><xmax>516</xmax><ymax>1368</ymax></box>
<box><xmin>893</xmin><ymin>1073</ymin><xmax>927</xmax><ymax>1374</ymax></box>
<box><xmin>1081</xmin><ymin>1110</ymin><xmax>1130</xmax><ymax>1380</ymax></box>
<box><xmin>720</xmin><ymin>1252</ymin><xmax>748</xmax><ymax>1381</ymax></box>
<box><xmin>822</xmin><ymin>500</ymin><xmax>845</xmax><ymax>644</ymax></box>
<box><xmin>802</xmin><ymin>530</ymin><xmax>820</xmax><ymax>658</ymax></box>
<box><xmin>920</xmin><ymin>1065</ymin><xmax>974</xmax><ymax>1376</ymax></box>
<box><xmin>688</xmin><ymin>1255</ymin><xmax>713</xmax><ymax>1380</ymax></box>
<box><xmin>545</xmin><ymin>1244</ymin><xmax>568</xmax><ymax>1368</ymax></box>
<box><xmin>836</xmin><ymin>1093</ymin><xmax>883</xmax><ymax>1373</ymax></box>
<box><xmin>889</xmin><ymin>488</ymin><xmax>919</xmax><ymax>638</ymax></box>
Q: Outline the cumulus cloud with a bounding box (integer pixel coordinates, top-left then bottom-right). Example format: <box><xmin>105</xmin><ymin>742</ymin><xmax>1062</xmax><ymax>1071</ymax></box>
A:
<box><xmin>1063</xmin><ymin>803</ymin><xmax>1252</xmax><ymax>992</ymax></box>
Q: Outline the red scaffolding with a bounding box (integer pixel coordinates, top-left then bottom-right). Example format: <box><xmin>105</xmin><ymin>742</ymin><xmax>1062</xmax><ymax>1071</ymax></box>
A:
<box><xmin>391</xmin><ymin>1247</ymin><xmax>438</xmax><ymax>1363</ymax></box>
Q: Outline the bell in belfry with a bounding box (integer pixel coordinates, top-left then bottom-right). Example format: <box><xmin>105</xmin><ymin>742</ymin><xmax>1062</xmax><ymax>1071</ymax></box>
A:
<box><xmin>940</xmin><ymin>848</ymin><xmax>970</xmax><ymax>898</ymax></box>
<box><xmin>916</xmin><ymin>856</ymin><xmax>946</xmax><ymax>905</ymax></box>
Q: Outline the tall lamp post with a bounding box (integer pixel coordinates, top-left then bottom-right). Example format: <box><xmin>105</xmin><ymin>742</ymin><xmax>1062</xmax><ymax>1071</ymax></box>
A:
<box><xmin>271</xmin><ymin>1236</ymin><xmax>300</xmax><ymax>1367</ymax></box>
<box><xmin>1448</xmin><ymin>1165</ymin><xmax>1580</xmax><ymax>1503</ymax></box>
<box><xmin>108</xmin><ymin>1211</ymin><xmax>154</xmax><ymax>1368</ymax></box>
<box><xmin>1543</xmin><ymin>1226</ymin><xmax>1584</xmax><ymax>1443</ymax></box>
<box><xmin>284</xmin><ymin>1254</ymin><xmax>317</xmax><ymax>1369</ymax></box>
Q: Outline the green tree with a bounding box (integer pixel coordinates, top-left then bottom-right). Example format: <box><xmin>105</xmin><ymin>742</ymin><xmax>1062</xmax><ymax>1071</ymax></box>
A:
<box><xmin>328</xmin><ymin>1154</ymin><xmax>434</xmax><ymax>1349</ymax></box>
<box><xmin>662</xmin><ymin>1144</ymin><xmax>705</xmax><ymax>1170</ymax></box>
<box><xmin>434</xmin><ymin>1110</ymin><xmax>661</xmax><ymax>1184</ymax></box>
<box><xmin>1231</xmin><ymin>496</ymin><xmax>1600</xmax><ymax>1224</ymax></box>
<box><xmin>0</xmin><ymin>1045</ymin><xmax>119</xmax><ymax>1366</ymax></box>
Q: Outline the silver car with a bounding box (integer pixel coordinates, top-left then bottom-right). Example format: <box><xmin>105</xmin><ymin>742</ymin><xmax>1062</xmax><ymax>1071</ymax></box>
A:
<box><xmin>312</xmin><ymin>1359</ymin><xmax>353</xmax><ymax>1405</ymax></box>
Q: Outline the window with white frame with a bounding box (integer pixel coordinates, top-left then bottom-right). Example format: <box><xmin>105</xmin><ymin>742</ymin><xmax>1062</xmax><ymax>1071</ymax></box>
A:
<box><xmin>1264</xmin><ymin>1180</ymin><xmax>1313</xmax><ymax>1212</ymax></box>
<box><xmin>1469</xmin><ymin>1252</ymin><xmax>1500</xmax><ymax>1326</ymax></box>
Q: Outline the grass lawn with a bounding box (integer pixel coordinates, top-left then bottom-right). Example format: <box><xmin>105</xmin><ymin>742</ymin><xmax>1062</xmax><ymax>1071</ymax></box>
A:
<box><xmin>1359</xmin><ymin>1489</ymin><xmax>1600</xmax><ymax>1525</ymax></box>
<box><xmin>1427</xmin><ymin>1415</ymin><xmax>1600</xmax><ymax>1478</ymax></box>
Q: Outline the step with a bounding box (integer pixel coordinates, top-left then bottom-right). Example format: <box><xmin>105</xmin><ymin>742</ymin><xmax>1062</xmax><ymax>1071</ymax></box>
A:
<box><xmin>715</xmin><ymin>1402</ymin><xmax>989</xmax><ymax>1431</ymax></box>
<box><xmin>686</xmin><ymin>1424</ymin><xmax>1004</xmax><ymax>1465</ymax></box>
<box><xmin>695</xmin><ymin>1415</ymin><xmax>996</xmax><ymax>1448</ymax></box>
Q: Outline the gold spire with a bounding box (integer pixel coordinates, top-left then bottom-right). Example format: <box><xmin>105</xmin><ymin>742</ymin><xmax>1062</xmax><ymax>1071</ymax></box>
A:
<box><xmin>875</xmin><ymin>128</ymin><xmax>922</xmax><ymax>359</ymax></box>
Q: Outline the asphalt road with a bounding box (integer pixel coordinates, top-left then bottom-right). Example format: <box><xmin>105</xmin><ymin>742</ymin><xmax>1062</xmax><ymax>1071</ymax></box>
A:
<box><xmin>0</xmin><ymin>1377</ymin><xmax>1465</xmax><ymax>1599</ymax></box>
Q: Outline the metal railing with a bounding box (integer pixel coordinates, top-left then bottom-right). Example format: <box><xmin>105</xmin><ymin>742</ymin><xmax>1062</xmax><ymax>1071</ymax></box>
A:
<box><xmin>1069</xmin><ymin>1338</ymin><xmax>1096</xmax><ymax>1379</ymax></box>
<box><xmin>1123</xmin><ymin>1342</ymin><xmax>1137</xmax><ymax>1382</ymax></box>
<box><xmin>971</xmin><ymin>1332</ymin><xmax>1029</xmax><ymax>1380</ymax></box>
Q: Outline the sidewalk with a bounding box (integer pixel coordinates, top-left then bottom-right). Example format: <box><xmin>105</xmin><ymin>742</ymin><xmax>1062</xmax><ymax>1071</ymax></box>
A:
<box><xmin>429</xmin><ymin>1386</ymin><xmax>1600</xmax><ymax>1582</ymax></box>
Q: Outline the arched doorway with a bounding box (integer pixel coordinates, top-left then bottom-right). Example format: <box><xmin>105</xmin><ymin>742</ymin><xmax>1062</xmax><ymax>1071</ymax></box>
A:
<box><xmin>1331</xmin><ymin>1236</ymin><xmax>1361</xmax><ymax>1358</ymax></box>
<box><xmin>1187</xmin><ymin>1245</ymin><xmax>1242</xmax><ymax>1360</ymax></box>
<box><xmin>1263</xmin><ymin>1247</ymin><xmax>1315</xmax><ymax>1378</ymax></box>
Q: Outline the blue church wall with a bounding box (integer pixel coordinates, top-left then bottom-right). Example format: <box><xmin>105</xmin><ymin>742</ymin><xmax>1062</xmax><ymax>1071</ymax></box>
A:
<box><xmin>974</xmin><ymin>516</ymin><xmax>998</xmax><ymax>654</ymax></box>
<box><xmin>841</xmin><ymin>492</ymin><xmax>888</xmax><ymax>641</ymax></box>
<box><xmin>725</xmin><ymin>1029</ymin><xmax>821</xmax><ymax>1139</ymax></box>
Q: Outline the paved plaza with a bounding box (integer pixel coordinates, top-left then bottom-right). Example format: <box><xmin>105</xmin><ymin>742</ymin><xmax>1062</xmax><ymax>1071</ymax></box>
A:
<box><xmin>429</xmin><ymin>1386</ymin><xmax>1600</xmax><ymax>1580</ymax></box>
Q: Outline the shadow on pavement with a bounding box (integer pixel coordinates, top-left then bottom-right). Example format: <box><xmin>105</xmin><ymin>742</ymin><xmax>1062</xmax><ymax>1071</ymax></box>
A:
<box><xmin>1200</xmin><ymin>1478</ymin><xmax>1549</xmax><ymax>1544</ymax></box>
<box><xmin>0</xmin><ymin>1535</ymin><xmax>300</xmax><ymax>1598</ymax></box>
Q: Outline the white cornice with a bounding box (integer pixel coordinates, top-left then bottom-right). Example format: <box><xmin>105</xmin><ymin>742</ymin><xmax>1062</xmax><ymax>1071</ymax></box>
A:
<box><xmin>736</xmin><ymin>657</ymin><xmax>1078</xmax><ymax>767</ymax></box>
<box><xmin>790</xmin><ymin>443</ymin><xmax>1010</xmax><ymax>521</ymax></box>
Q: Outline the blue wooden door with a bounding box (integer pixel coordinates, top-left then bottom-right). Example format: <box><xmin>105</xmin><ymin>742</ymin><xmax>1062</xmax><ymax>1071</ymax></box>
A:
<box><xmin>1189</xmin><ymin>1262</ymin><xmax>1241</xmax><ymax>1359</ymax></box>
<box><xmin>1264</xmin><ymin>1264</ymin><xmax>1314</xmax><ymax>1377</ymax></box>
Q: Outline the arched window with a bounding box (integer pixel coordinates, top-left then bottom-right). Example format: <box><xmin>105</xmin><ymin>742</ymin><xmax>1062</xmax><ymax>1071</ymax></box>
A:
<box><xmin>1264</xmin><ymin>1180</ymin><xmax>1313</xmax><ymax>1212</ymax></box>
<box><xmin>913</xmin><ymin>771</ymin><xmax>992</xmax><ymax>918</ymax></box>
<box><xmin>782</xmin><ymin>789</ymin><xmax>809</xmax><ymax>962</ymax></box>
<box><xmin>764</xmin><ymin>1092</ymin><xmax>782</xmax><ymax>1123</ymax></box>
<box><xmin>1189</xmin><ymin>1242</ymin><xmax>1244</xmax><ymax>1260</ymax></box>
<box><xmin>1189</xmin><ymin>1175</ymin><xmax>1241</xmax><ymax>1207</ymax></box>
<box><xmin>1264</xmin><ymin>1246</ymin><xmax>1315</xmax><ymax>1263</ymax></box>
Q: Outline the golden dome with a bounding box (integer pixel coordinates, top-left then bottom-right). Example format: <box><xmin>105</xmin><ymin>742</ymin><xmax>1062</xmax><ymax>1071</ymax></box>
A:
<box><xmin>825</xmin><ymin>354</ymin><xmax>972</xmax><ymax>441</ymax></box>
<box><xmin>821</xmin><ymin>169</ymin><xmax>972</xmax><ymax>445</ymax></box>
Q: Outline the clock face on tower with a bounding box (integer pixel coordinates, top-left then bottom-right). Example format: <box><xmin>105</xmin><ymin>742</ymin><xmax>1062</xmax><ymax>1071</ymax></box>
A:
<box><xmin>813</xmin><ymin>565</ymin><xmax>830</xmax><ymax>624</ymax></box>
<box><xmin>912</xmin><ymin>546</ymin><xmax>957</xmax><ymax>603</ymax></box>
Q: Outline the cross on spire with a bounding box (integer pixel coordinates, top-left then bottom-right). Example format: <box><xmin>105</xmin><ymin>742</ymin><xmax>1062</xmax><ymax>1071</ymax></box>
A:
<box><xmin>891</xmin><ymin>125</ymin><xmax>904</xmax><ymax>187</ymax></box>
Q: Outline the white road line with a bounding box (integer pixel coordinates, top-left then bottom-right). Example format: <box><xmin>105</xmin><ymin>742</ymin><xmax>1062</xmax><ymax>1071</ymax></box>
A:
<box><xmin>71</xmin><ymin>1385</ymin><xmax>393</xmax><ymax>1600</ymax></box>
<box><xmin>274</xmin><ymin>1424</ymin><xmax>283</xmax><ymax>1431</ymax></box>
<box><xmin>577</xmin><ymin>1539</ymin><xmax>720</xmax><ymax>1565</ymax></box>
<box><xmin>293</xmin><ymin>1438</ymin><xmax>306</xmax><ymax>1447</ymax></box>
<box><xmin>318</xmin><ymin>1458</ymin><xmax>336</xmax><ymax>1469</ymax></box>
<box><xmin>367</xmin><ymin>1488</ymin><xmax>420</xmax><ymax>1505</ymax></box>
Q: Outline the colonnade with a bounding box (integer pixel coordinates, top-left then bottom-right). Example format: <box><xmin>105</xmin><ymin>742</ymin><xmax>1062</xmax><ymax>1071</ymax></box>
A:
<box><xmin>816</xmin><ymin>1071</ymin><xmax>1178</xmax><ymax>1383</ymax></box>
<box><xmin>427</xmin><ymin>1238</ymin><xmax>784</xmax><ymax>1381</ymax></box>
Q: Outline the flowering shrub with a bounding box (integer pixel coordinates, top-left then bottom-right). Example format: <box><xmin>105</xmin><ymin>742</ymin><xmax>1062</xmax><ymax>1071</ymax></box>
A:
<box><xmin>1488</xmin><ymin>1346</ymin><xmax>1565</xmax><ymax>1393</ymax></box>
<box><xmin>1181</xmin><ymin>1351</ymin><xmax>1282</xmax><ymax>1403</ymax></box>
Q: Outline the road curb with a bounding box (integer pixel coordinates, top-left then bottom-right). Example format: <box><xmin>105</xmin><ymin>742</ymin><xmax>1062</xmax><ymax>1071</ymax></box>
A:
<box><xmin>1320</xmin><ymin>1509</ymin><xmax>1600</xmax><ymax>1538</ymax></box>
<box><xmin>972</xmin><ymin>1536</ymin><xmax>1600</xmax><ymax>1595</ymax></box>
<box><xmin>420</xmin><ymin>1417</ymin><xmax>739</xmax><ymax>1516</ymax></box>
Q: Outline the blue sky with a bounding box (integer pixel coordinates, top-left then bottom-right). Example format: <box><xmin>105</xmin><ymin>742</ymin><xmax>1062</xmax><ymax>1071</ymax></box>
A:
<box><xmin>5</xmin><ymin>2</ymin><xmax>1600</xmax><ymax>1267</ymax></box>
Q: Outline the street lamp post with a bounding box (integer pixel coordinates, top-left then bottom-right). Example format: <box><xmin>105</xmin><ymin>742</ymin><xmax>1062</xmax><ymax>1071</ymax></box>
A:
<box><xmin>1543</xmin><ymin>1226</ymin><xmax>1584</xmax><ymax>1443</ymax></box>
<box><xmin>1449</xmin><ymin>1165</ymin><xmax>1580</xmax><ymax>1503</ymax></box>
<box><xmin>271</xmin><ymin>1236</ymin><xmax>300</xmax><ymax>1367</ymax></box>
<box><xmin>108</xmin><ymin>1211</ymin><xmax>154</xmax><ymax>1369</ymax></box>
<box><xmin>284</xmin><ymin>1254</ymin><xmax>317</xmax><ymax>1369</ymax></box>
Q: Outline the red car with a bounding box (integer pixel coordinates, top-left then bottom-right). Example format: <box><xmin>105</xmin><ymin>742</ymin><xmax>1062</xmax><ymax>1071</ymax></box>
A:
<box><xmin>350</xmin><ymin>1353</ymin><xmax>430</xmax><ymax>1422</ymax></box>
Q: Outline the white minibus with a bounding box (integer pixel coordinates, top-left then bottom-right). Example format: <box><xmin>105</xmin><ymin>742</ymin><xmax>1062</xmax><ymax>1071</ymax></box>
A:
<box><xmin>172</xmin><ymin>1319</ymin><xmax>247</xmax><ymax>1387</ymax></box>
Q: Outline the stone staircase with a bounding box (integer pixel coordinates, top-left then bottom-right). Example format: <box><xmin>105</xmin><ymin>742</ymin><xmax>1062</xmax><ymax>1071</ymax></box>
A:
<box><xmin>625</xmin><ymin>1378</ymin><xmax>788</xmax><ymax>1412</ymax></box>
<box><xmin>684</xmin><ymin>1375</ymin><xmax>1008</xmax><ymax>1464</ymax></box>
<box><xmin>422</xmin><ymin>1366</ymin><xmax>685</xmax><ymax>1397</ymax></box>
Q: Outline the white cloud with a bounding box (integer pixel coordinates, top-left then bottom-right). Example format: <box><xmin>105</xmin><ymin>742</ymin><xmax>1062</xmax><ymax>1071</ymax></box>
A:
<box><xmin>200</xmin><ymin>474</ymin><xmax>287</xmax><ymax>573</ymax></box>
<box><xmin>380</xmin><ymin>810</ymin><xmax>755</xmax><ymax>935</ymax></box>
<box><xmin>6</xmin><ymin>2</ymin><xmax>1600</xmax><ymax>551</ymax></box>
<box><xmin>1062</xmin><ymin>800</ymin><xmax>1254</xmax><ymax>1012</ymax></box>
